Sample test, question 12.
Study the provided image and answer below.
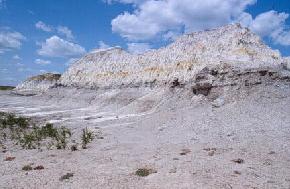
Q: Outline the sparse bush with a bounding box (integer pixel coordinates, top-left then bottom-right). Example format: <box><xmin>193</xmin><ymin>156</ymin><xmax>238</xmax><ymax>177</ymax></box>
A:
<box><xmin>55</xmin><ymin>127</ymin><xmax>71</xmax><ymax>149</ymax></box>
<box><xmin>41</xmin><ymin>123</ymin><xmax>58</xmax><ymax>138</ymax></box>
<box><xmin>0</xmin><ymin>112</ymin><xmax>29</xmax><ymax>131</ymax></box>
<box><xmin>81</xmin><ymin>127</ymin><xmax>94</xmax><ymax>149</ymax></box>
<box><xmin>0</xmin><ymin>111</ymin><xmax>96</xmax><ymax>152</ymax></box>
<box><xmin>135</xmin><ymin>168</ymin><xmax>156</xmax><ymax>177</ymax></box>
<box><xmin>19</xmin><ymin>131</ymin><xmax>40</xmax><ymax>149</ymax></box>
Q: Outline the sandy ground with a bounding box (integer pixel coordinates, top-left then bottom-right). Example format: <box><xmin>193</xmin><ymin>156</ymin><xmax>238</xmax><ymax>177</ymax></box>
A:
<box><xmin>0</xmin><ymin>85</ymin><xmax>290</xmax><ymax>189</ymax></box>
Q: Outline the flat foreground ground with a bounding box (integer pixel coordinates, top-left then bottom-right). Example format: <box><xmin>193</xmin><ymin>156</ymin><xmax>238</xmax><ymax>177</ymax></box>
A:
<box><xmin>0</xmin><ymin>86</ymin><xmax>290</xmax><ymax>189</ymax></box>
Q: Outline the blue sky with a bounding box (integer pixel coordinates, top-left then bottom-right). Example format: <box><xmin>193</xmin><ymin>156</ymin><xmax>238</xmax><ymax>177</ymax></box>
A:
<box><xmin>0</xmin><ymin>0</ymin><xmax>290</xmax><ymax>86</ymax></box>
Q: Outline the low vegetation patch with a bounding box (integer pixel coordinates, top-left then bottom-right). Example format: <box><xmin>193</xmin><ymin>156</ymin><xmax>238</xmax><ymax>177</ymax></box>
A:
<box><xmin>135</xmin><ymin>168</ymin><xmax>156</xmax><ymax>177</ymax></box>
<box><xmin>81</xmin><ymin>127</ymin><xmax>94</xmax><ymax>149</ymax></box>
<box><xmin>0</xmin><ymin>86</ymin><xmax>15</xmax><ymax>90</ymax></box>
<box><xmin>0</xmin><ymin>111</ymin><xmax>96</xmax><ymax>151</ymax></box>
<box><xmin>22</xmin><ymin>165</ymin><xmax>33</xmax><ymax>171</ymax></box>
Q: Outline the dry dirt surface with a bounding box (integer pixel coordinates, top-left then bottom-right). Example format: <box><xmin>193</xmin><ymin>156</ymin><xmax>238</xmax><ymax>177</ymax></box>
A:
<box><xmin>0</xmin><ymin>85</ymin><xmax>290</xmax><ymax>189</ymax></box>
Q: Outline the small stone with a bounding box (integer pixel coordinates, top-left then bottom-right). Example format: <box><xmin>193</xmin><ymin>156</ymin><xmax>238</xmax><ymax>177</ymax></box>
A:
<box><xmin>60</xmin><ymin>173</ymin><xmax>74</xmax><ymax>181</ymax></box>
<box><xmin>169</xmin><ymin>167</ymin><xmax>177</xmax><ymax>173</ymax></box>
<box><xmin>4</xmin><ymin>156</ymin><xmax>15</xmax><ymax>161</ymax></box>
<box><xmin>234</xmin><ymin>170</ymin><xmax>241</xmax><ymax>175</ymax></box>
<box><xmin>212</xmin><ymin>97</ymin><xmax>225</xmax><ymax>108</ymax></box>
<box><xmin>208</xmin><ymin>151</ymin><xmax>215</xmax><ymax>156</ymax></box>
<box><xmin>180</xmin><ymin>149</ymin><xmax>191</xmax><ymax>155</ymax></box>
<box><xmin>232</xmin><ymin>158</ymin><xmax>244</xmax><ymax>164</ymax></box>
<box><xmin>70</xmin><ymin>145</ymin><xmax>78</xmax><ymax>151</ymax></box>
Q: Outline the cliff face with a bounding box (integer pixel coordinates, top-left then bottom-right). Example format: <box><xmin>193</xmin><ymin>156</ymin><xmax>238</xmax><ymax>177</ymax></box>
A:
<box><xmin>60</xmin><ymin>24</ymin><xmax>287</xmax><ymax>89</ymax></box>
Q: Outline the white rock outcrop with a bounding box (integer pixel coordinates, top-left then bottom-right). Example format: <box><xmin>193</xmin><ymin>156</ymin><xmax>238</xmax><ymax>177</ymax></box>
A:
<box><xmin>15</xmin><ymin>73</ymin><xmax>61</xmax><ymax>95</ymax></box>
<box><xmin>60</xmin><ymin>24</ymin><xmax>288</xmax><ymax>89</ymax></box>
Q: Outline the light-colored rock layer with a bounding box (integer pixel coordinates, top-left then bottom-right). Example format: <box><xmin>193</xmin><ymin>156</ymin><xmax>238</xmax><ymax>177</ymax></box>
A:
<box><xmin>15</xmin><ymin>73</ymin><xmax>61</xmax><ymax>95</ymax></box>
<box><xmin>60</xmin><ymin>24</ymin><xmax>289</xmax><ymax>89</ymax></box>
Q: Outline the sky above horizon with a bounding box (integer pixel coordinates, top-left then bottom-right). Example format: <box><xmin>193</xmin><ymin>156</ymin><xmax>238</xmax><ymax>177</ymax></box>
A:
<box><xmin>1</xmin><ymin>0</ymin><xmax>290</xmax><ymax>86</ymax></box>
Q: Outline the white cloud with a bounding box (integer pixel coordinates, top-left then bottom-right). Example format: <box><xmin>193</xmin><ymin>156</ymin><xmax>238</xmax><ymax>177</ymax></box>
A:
<box><xmin>35</xmin><ymin>21</ymin><xmax>53</xmax><ymax>32</ymax></box>
<box><xmin>273</xmin><ymin>31</ymin><xmax>290</xmax><ymax>46</ymax></box>
<box><xmin>111</xmin><ymin>0</ymin><xmax>256</xmax><ymax>41</ymax></box>
<box><xmin>13</xmin><ymin>54</ymin><xmax>21</xmax><ymax>60</ymax></box>
<box><xmin>239</xmin><ymin>11</ymin><xmax>288</xmax><ymax>37</ymax></box>
<box><xmin>0</xmin><ymin>29</ymin><xmax>26</xmax><ymax>53</ymax></box>
<box><xmin>37</xmin><ymin>36</ymin><xmax>86</xmax><ymax>57</ymax></box>
<box><xmin>36</xmin><ymin>22</ymin><xmax>75</xmax><ymax>40</ymax></box>
<box><xmin>127</xmin><ymin>42</ymin><xmax>151</xmax><ymax>54</ymax></box>
<box><xmin>35</xmin><ymin>58</ymin><xmax>51</xmax><ymax>65</ymax></box>
<box><xmin>238</xmin><ymin>10</ymin><xmax>290</xmax><ymax>46</ymax></box>
<box><xmin>65</xmin><ymin>58</ymin><xmax>79</xmax><ymax>66</ymax></box>
<box><xmin>162</xmin><ymin>30</ymin><xmax>181</xmax><ymax>41</ymax></box>
<box><xmin>110</xmin><ymin>0</ymin><xmax>290</xmax><ymax>46</ymax></box>
<box><xmin>16</xmin><ymin>62</ymin><xmax>24</xmax><ymax>67</ymax></box>
<box><xmin>98</xmin><ymin>41</ymin><xmax>110</xmax><ymax>49</ymax></box>
<box><xmin>0</xmin><ymin>68</ymin><xmax>8</xmax><ymax>73</ymax></box>
<box><xmin>106</xmin><ymin>0</ymin><xmax>146</xmax><ymax>5</ymax></box>
<box><xmin>17</xmin><ymin>67</ymin><xmax>33</xmax><ymax>72</ymax></box>
<box><xmin>57</xmin><ymin>26</ymin><xmax>74</xmax><ymax>40</ymax></box>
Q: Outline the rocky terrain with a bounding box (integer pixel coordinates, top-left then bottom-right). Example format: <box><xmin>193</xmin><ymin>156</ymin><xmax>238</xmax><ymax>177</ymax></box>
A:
<box><xmin>1</xmin><ymin>24</ymin><xmax>290</xmax><ymax>189</ymax></box>
<box><xmin>15</xmin><ymin>73</ymin><xmax>61</xmax><ymax>95</ymax></box>
<box><xmin>59</xmin><ymin>24</ymin><xmax>287</xmax><ymax>89</ymax></box>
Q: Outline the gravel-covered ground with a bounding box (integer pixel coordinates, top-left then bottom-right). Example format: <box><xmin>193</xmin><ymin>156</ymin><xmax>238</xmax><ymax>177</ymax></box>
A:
<box><xmin>0</xmin><ymin>85</ymin><xmax>290</xmax><ymax>189</ymax></box>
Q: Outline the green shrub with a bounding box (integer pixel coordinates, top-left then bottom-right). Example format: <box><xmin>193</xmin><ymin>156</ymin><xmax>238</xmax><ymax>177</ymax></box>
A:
<box><xmin>135</xmin><ymin>168</ymin><xmax>156</xmax><ymax>177</ymax></box>
<box><xmin>0</xmin><ymin>112</ymin><xmax>29</xmax><ymax>129</ymax></box>
<box><xmin>55</xmin><ymin>127</ymin><xmax>71</xmax><ymax>149</ymax></box>
<box><xmin>19</xmin><ymin>131</ymin><xmax>40</xmax><ymax>149</ymax></box>
<box><xmin>81</xmin><ymin>127</ymin><xmax>94</xmax><ymax>149</ymax></box>
<box><xmin>40</xmin><ymin>123</ymin><xmax>58</xmax><ymax>138</ymax></box>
